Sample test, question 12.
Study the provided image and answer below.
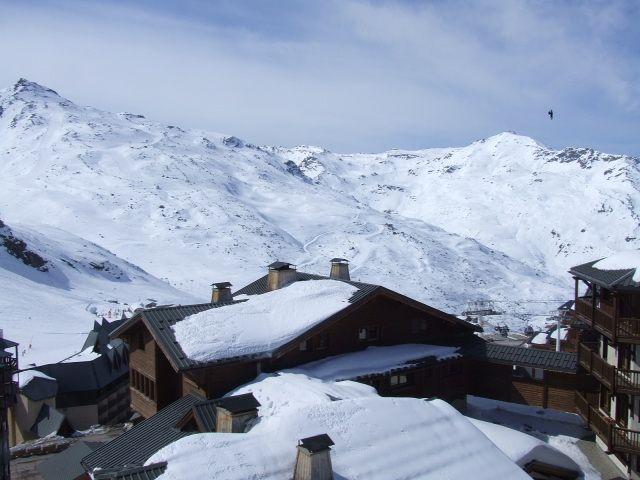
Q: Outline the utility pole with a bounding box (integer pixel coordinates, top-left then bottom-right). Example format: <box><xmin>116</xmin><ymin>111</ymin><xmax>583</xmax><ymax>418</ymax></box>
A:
<box><xmin>0</xmin><ymin>329</ymin><xmax>19</xmax><ymax>480</ymax></box>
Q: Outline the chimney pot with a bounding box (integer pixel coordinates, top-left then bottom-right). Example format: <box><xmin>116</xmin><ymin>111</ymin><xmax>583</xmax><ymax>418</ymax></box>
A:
<box><xmin>267</xmin><ymin>261</ymin><xmax>297</xmax><ymax>291</ymax></box>
<box><xmin>214</xmin><ymin>393</ymin><xmax>260</xmax><ymax>433</ymax></box>
<box><xmin>293</xmin><ymin>434</ymin><xmax>335</xmax><ymax>480</ymax></box>
<box><xmin>211</xmin><ymin>282</ymin><xmax>233</xmax><ymax>303</ymax></box>
<box><xmin>329</xmin><ymin>258</ymin><xmax>350</xmax><ymax>281</ymax></box>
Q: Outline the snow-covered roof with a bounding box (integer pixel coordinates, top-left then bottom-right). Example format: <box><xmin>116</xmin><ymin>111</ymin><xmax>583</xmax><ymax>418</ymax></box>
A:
<box><xmin>470</xmin><ymin>418</ymin><xmax>580</xmax><ymax>472</ymax></box>
<box><xmin>571</xmin><ymin>251</ymin><xmax>640</xmax><ymax>289</ymax></box>
<box><xmin>149</xmin><ymin>373</ymin><xmax>528</xmax><ymax>479</ymax></box>
<box><xmin>18</xmin><ymin>369</ymin><xmax>55</xmax><ymax>388</ymax></box>
<box><xmin>530</xmin><ymin>332</ymin><xmax>548</xmax><ymax>345</ymax></box>
<box><xmin>172</xmin><ymin>280</ymin><xmax>358</xmax><ymax>363</ymax></box>
<box><xmin>593</xmin><ymin>250</ymin><xmax>640</xmax><ymax>282</ymax></box>
<box><xmin>291</xmin><ymin>344</ymin><xmax>460</xmax><ymax>381</ymax></box>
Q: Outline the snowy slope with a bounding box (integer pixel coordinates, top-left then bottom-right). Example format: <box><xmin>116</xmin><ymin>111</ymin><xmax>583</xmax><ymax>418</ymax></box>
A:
<box><xmin>0</xmin><ymin>218</ymin><xmax>196</xmax><ymax>366</ymax></box>
<box><xmin>0</xmin><ymin>79</ymin><xmax>568</xmax><ymax>311</ymax></box>
<box><xmin>276</xmin><ymin>133</ymin><xmax>640</xmax><ymax>275</ymax></box>
<box><xmin>0</xmin><ymin>78</ymin><xmax>637</xmax><ymax>346</ymax></box>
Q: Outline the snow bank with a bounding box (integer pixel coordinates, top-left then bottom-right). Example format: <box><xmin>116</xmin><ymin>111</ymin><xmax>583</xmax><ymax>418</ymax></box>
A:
<box><xmin>470</xmin><ymin>418</ymin><xmax>580</xmax><ymax>472</ymax></box>
<box><xmin>17</xmin><ymin>369</ymin><xmax>55</xmax><ymax>388</ymax></box>
<box><xmin>173</xmin><ymin>280</ymin><xmax>358</xmax><ymax>362</ymax></box>
<box><xmin>149</xmin><ymin>373</ymin><xmax>528</xmax><ymax>480</ymax></box>
<box><xmin>593</xmin><ymin>250</ymin><xmax>640</xmax><ymax>281</ymax></box>
<box><xmin>291</xmin><ymin>344</ymin><xmax>459</xmax><ymax>380</ymax></box>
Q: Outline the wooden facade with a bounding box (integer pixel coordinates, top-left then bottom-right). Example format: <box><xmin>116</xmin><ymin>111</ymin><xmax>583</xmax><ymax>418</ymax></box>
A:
<box><xmin>120</xmin><ymin>290</ymin><xmax>477</xmax><ymax>415</ymax></box>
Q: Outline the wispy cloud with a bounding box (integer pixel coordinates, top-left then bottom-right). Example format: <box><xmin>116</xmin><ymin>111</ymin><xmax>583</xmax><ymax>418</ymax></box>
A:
<box><xmin>0</xmin><ymin>0</ymin><xmax>638</xmax><ymax>154</ymax></box>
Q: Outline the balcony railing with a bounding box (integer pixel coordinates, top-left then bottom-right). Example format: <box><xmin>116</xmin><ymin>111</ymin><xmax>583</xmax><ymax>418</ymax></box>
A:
<box><xmin>575</xmin><ymin>297</ymin><xmax>640</xmax><ymax>343</ymax></box>
<box><xmin>578</xmin><ymin>343</ymin><xmax>640</xmax><ymax>395</ymax></box>
<box><xmin>576</xmin><ymin>392</ymin><xmax>640</xmax><ymax>455</ymax></box>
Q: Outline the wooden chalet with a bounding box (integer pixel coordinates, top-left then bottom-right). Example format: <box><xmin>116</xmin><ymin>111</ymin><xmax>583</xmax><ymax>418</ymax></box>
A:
<box><xmin>571</xmin><ymin>254</ymin><xmax>640</xmax><ymax>477</ymax></box>
<box><xmin>112</xmin><ymin>261</ymin><xmax>481</xmax><ymax>418</ymax></box>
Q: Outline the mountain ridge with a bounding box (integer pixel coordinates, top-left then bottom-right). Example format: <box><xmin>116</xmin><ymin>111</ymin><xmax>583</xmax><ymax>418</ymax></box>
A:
<box><xmin>1</xmin><ymin>78</ymin><xmax>638</xmax><ymax>361</ymax></box>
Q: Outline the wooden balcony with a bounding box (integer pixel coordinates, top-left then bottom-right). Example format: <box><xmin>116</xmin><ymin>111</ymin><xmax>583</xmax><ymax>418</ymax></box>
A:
<box><xmin>578</xmin><ymin>343</ymin><xmax>640</xmax><ymax>395</ymax></box>
<box><xmin>575</xmin><ymin>297</ymin><xmax>640</xmax><ymax>344</ymax></box>
<box><xmin>576</xmin><ymin>392</ymin><xmax>640</xmax><ymax>455</ymax></box>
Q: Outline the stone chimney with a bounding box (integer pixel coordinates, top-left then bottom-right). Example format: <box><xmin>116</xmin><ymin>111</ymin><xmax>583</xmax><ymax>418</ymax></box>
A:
<box><xmin>293</xmin><ymin>434</ymin><xmax>335</xmax><ymax>480</ymax></box>
<box><xmin>329</xmin><ymin>258</ymin><xmax>350</xmax><ymax>281</ymax></box>
<box><xmin>214</xmin><ymin>393</ymin><xmax>260</xmax><ymax>433</ymax></box>
<box><xmin>267</xmin><ymin>262</ymin><xmax>297</xmax><ymax>291</ymax></box>
<box><xmin>211</xmin><ymin>282</ymin><xmax>233</xmax><ymax>303</ymax></box>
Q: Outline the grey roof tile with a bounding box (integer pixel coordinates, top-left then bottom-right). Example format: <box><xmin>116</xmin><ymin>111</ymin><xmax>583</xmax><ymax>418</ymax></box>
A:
<box><xmin>81</xmin><ymin>394</ymin><xmax>204</xmax><ymax>471</ymax></box>
<box><xmin>192</xmin><ymin>400</ymin><xmax>217</xmax><ymax>432</ymax></box>
<box><xmin>93</xmin><ymin>462</ymin><xmax>167</xmax><ymax>480</ymax></box>
<box><xmin>570</xmin><ymin>259</ymin><xmax>639</xmax><ymax>290</ymax></box>
<box><xmin>20</xmin><ymin>374</ymin><xmax>58</xmax><ymax>401</ymax></box>
<box><xmin>37</xmin><ymin>440</ymin><xmax>103</xmax><ymax>480</ymax></box>
<box><xmin>30</xmin><ymin>404</ymin><xmax>69</xmax><ymax>437</ymax></box>
<box><xmin>462</xmin><ymin>341</ymin><xmax>577</xmax><ymax>372</ymax></box>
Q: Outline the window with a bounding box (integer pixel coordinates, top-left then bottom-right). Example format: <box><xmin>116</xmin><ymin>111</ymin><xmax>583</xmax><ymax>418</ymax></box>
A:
<box><xmin>137</xmin><ymin>332</ymin><xmax>145</xmax><ymax>351</ymax></box>
<box><xmin>299</xmin><ymin>340</ymin><xmax>308</xmax><ymax>351</ymax></box>
<box><xmin>316</xmin><ymin>333</ymin><xmax>328</xmax><ymax>350</ymax></box>
<box><xmin>390</xmin><ymin>374</ymin><xmax>411</xmax><ymax>387</ymax></box>
<box><xmin>358</xmin><ymin>326</ymin><xmax>379</xmax><ymax>341</ymax></box>
<box><xmin>449</xmin><ymin>363</ymin><xmax>463</xmax><ymax>375</ymax></box>
<box><xmin>411</xmin><ymin>318</ymin><xmax>428</xmax><ymax>334</ymax></box>
<box><xmin>130</xmin><ymin>368</ymin><xmax>156</xmax><ymax>401</ymax></box>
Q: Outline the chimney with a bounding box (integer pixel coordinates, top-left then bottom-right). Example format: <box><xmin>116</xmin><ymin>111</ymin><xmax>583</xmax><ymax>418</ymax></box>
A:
<box><xmin>329</xmin><ymin>258</ymin><xmax>350</xmax><ymax>281</ymax></box>
<box><xmin>267</xmin><ymin>262</ymin><xmax>297</xmax><ymax>291</ymax></box>
<box><xmin>293</xmin><ymin>434</ymin><xmax>335</xmax><ymax>480</ymax></box>
<box><xmin>211</xmin><ymin>282</ymin><xmax>233</xmax><ymax>303</ymax></box>
<box><xmin>214</xmin><ymin>393</ymin><xmax>261</xmax><ymax>433</ymax></box>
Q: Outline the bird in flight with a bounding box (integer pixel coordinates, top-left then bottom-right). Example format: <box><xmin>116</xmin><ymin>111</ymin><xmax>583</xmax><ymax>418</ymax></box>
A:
<box><xmin>548</xmin><ymin>109</ymin><xmax>554</xmax><ymax>120</ymax></box>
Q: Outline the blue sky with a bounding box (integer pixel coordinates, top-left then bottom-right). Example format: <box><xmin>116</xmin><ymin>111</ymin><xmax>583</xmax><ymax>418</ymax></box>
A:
<box><xmin>1</xmin><ymin>0</ymin><xmax>639</xmax><ymax>155</ymax></box>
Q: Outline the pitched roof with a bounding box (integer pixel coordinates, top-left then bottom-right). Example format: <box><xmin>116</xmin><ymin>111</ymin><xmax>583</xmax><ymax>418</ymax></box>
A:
<box><xmin>215</xmin><ymin>393</ymin><xmax>260</xmax><ymax>414</ymax></box>
<box><xmin>113</xmin><ymin>271</ymin><xmax>476</xmax><ymax>371</ymax></box>
<box><xmin>37</xmin><ymin>342</ymin><xmax>129</xmax><ymax>396</ymax></box>
<box><xmin>81</xmin><ymin>394</ymin><xmax>204</xmax><ymax>471</ymax></box>
<box><xmin>21</xmin><ymin>375</ymin><xmax>58</xmax><ymax>401</ymax></box>
<box><xmin>112</xmin><ymin>302</ymin><xmax>244</xmax><ymax>371</ymax></box>
<box><xmin>463</xmin><ymin>340</ymin><xmax>577</xmax><ymax>373</ymax></box>
<box><xmin>30</xmin><ymin>404</ymin><xmax>69</xmax><ymax>437</ymax></box>
<box><xmin>37</xmin><ymin>441</ymin><xmax>104</xmax><ymax>480</ymax></box>
<box><xmin>0</xmin><ymin>337</ymin><xmax>18</xmax><ymax>349</ymax></box>
<box><xmin>570</xmin><ymin>259</ymin><xmax>639</xmax><ymax>290</ymax></box>
<box><xmin>93</xmin><ymin>462</ymin><xmax>167</xmax><ymax>480</ymax></box>
<box><xmin>191</xmin><ymin>400</ymin><xmax>218</xmax><ymax>432</ymax></box>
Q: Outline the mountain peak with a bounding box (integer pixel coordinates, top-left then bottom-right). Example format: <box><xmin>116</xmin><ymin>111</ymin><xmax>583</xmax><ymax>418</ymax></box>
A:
<box><xmin>13</xmin><ymin>78</ymin><xmax>59</xmax><ymax>96</ymax></box>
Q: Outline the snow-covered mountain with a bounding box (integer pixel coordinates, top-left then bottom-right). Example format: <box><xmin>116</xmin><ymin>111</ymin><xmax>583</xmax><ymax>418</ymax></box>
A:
<box><xmin>0</xmin><ymin>218</ymin><xmax>196</xmax><ymax>366</ymax></box>
<box><xmin>1</xmin><ymin>78</ymin><xmax>638</xmax><ymax>362</ymax></box>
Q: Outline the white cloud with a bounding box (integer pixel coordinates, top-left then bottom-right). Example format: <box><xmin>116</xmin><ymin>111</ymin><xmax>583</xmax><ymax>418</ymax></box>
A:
<box><xmin>0</xmin><ymin>0</ymin><xmax>637</xmax><ymax>154</ymax></box>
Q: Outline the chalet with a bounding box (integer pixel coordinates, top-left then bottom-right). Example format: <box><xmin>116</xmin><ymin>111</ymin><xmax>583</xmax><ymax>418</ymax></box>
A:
<box><xmin>571</xmin><ymin>251</ymin><xmax>640</xmax><ymax>478</ymax></box>
<box><xmin>112</xmin><ymin>260</ymin><xmax>482</xmax><ymax>418</ymax></box>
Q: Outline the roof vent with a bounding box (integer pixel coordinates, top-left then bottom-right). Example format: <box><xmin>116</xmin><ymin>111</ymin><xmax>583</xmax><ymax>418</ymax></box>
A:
<box><xmin>267</xmin><ymin>262</ymin><xmax>297</xmax><ymax>291</ymax></box>
<box><xmin>329</xmin><ymin>258</ymin><xmax>350</xmax><ymax>281</ymax></box>
<box><xmin>214</xmin><ymin>393</ymin><xmax>261</xmax><ymax>433</ymax></box>
<box><xmin>293</xmin><ymin>434</ymin><xmax>335</xmax><ymax>480</ymax></box>
<box><xmin>211</xmin><ymin>282</ymin><xmax>233</xmax><ymax>303</ymax></box>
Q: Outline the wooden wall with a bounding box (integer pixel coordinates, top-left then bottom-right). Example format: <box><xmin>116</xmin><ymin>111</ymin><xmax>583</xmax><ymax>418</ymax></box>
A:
<box><xmin>469</xmin><ymin>362</ymin><xmax>598</xmax><ymax>412</ymax></box>
<box><xmin>268</xmin><ymin>294</ymin><xmax>467</xmax><ymax>371</ymax></box>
